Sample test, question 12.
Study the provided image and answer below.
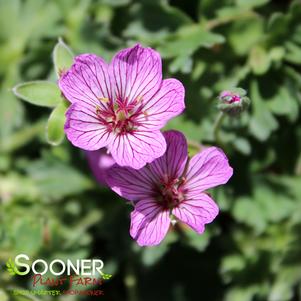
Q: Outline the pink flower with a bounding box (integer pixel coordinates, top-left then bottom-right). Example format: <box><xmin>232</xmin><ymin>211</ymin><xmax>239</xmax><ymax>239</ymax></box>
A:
<box><xmin>106</xmin><ymin>130</ymin><xmax>233</xmax><ymax>246</ymax></box>
<box><xmin>59</xmin><ymin>44</ymin><xmax>185</xmax><ymax>169</ymax></box>
<box><xmin>86</xmin><ymin>149</ymin><xmax>115</xmax><ymax>186</ymax></box>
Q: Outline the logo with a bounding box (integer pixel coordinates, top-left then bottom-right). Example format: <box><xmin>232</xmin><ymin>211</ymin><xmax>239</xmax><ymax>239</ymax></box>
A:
<box><xmin>5</xmin><ymin>254</ymin><xmax>112</xmax><ymax>297</ymax></box>
<box><xmin>6</xmin><ymin>258</ymin><xmax>20</xmax><ymax>276</ymax></box>
<box><xmin>6</xmin><ymin>254</ymin><xmax>112</xmax><ymax>279</ymax></box>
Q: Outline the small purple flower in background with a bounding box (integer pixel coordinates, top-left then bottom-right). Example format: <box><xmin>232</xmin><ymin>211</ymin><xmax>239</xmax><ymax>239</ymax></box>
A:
<box><xmin>86</xmin><ymin>149</ymin><xmax>115</xmax><ymax>186</ymax></box>
<box><xmin>59</xmin><ymin>44</ymin><xmax>185</xmax><ymax>169</ymax></box>
<box><xmin>106</xmin><ymin>130</ymin><xmax>233</xmax><ymax>246</ymax></box>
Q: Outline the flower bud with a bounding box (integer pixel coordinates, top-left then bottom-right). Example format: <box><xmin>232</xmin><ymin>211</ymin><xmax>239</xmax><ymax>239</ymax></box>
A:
<box><xmin>217</xmin><ymin>88</ymin><xmax>250</xmax><ymax>116</ymax></box>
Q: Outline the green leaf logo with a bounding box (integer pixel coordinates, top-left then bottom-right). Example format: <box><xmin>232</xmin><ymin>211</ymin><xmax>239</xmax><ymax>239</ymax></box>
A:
<box><xmin>101</xmin><ymin>272</ymin><xmax>112</xmax><ymax>280</ymax></box>
<box><xmin>6</xmin><ymin>258</ymin><xmax>17</xmax><ymax>276</ymax></box>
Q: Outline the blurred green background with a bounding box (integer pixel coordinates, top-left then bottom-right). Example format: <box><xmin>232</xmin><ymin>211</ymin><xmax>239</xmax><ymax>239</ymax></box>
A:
<box><xmin>1</xmin><ymin>0</ymin><xmax>301</xmax><ymax>300</ymax></box>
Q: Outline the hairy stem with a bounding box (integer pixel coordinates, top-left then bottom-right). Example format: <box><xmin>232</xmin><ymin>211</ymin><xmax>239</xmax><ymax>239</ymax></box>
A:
<box><xmin>213</xmin><ymin>111</ymin><xmax>225</xmax><ymax>146</ymax></box>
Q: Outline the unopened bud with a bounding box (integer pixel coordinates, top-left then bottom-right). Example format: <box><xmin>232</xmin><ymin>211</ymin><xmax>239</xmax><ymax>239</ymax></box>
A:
<box><xmin>217</xmin><ymin>88</ymin><xmax>250</xmax><ymax>116</ymax></box>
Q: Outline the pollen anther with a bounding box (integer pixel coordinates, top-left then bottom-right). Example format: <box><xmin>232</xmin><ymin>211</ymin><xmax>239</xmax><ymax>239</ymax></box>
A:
<box><xmin>98</xmin><ymin>97</ymin><xmax>109</xmax><ymax>103</ymax></box>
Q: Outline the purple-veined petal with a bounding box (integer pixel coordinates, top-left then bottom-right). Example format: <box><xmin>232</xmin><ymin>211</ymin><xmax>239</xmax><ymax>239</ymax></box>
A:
<box><xmin>148</xmin><ymin>130</ymin><xmax>188</xmax><ymax>181</ymax></box>
<box><xmin>109</xmin><ymin>44</ymin><xmax>162</xmax><ymax>104</ymax></box>
<box><xmin>108</xmin><ymin>130</ymin><xmax>166</xmax><ymax>169</ymax></box>
<box><xmin>86</xmin><ymin>149</ymin><xmax>115</xmax><ymax>186</ymax></box>
<box><xmin>106</xmin><ymin>164</ymin><xmax>158</xmax><ymax>202</ymax></box>
<box><xmin>59</xmin><ymin>54</ymin><xmax>112</xmax><ymax>109</ymax></box>
<box><xmin>185</xmin><ymin>147</ymin><xmax>233</xmax><ymax>195</ymax></box>
<box><xmin>130</xmin><ymin>199</ymin><xmax>170</xmax><ymax>246</ymax></box>
<box><xmin>138</xmin><ymin>79</ymin><xmax>185</xmax><ymax>130</ymax></box>
<box><xmin>65</xmin><ymin>102</ymin><xmax>112</xmax><ymax>150</ymax></box>
<box><xmin>173</xmin><ymin>193</ymin><xmax>219</xmax><ymax>234</ymax></box>
<box><xmin>106</xmin><ymin>130</ymin><xmax>187</xmax><ymax>201</ymax></box>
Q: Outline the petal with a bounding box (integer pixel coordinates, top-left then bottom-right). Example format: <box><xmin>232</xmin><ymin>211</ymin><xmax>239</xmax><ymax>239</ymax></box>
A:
<box><xmin>65</xmin><ymin>103</ymin><xmax>112</xmax><ymax>150</ymax></box>
<box><xmin>106</xmin><ymin>130</ymin><xmax>188</xmax><ymax>201</ymax></box>
<box><xmin>110</xmin><ymin>44</ymin><xmax>162</xmax><ymax>104</ymax></box>
<box><xmin>108</xmin><ymin>130</ymin><xmax>166</xmax><ymax>169</ymax></box>
<box><xmin>106</xmin><ymin>164</ymin><xmax>158</xmax><ymax>202</ymax></box>
<box><xmin>148</xmin><ymin>130</ymin><xmax>188</xmax><ymax>181</ymax></box>
<box><xmin>86</xmin><ymin>149</ymin><xmax>115</xmax><ymax>186</ymax></box>
<box><xmin>130</xmin><ymin>199</ymin><xmax>170</xmax><ymax>246</ymax></box>
<box><xmin>59</xmin><ymin>54</ymin><xmax>112</xmax><ymax>109</ymax></box>
<box><xmin>138</xmin><ymin>79</ymin><xmax>185</xmax><ymax>129</ymax></box>
<box><xmin>173</xmin><ymin>193</ymin><xmax>219</xmax><ymax>234</ymax></box>
<box><xmin>185</xmin><ymin>147</ymin><xmax>233</xmax><ymax>195</ymax></box>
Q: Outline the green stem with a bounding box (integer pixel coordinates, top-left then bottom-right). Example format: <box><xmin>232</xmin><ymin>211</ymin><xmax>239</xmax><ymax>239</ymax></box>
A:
<box><xmin>213</xmin><ymin>111</ymin><xmax>225</xmax><ymax>146</ymax></box>
<box><xmin>205</xmin><ymin>11</ymin><xmax>259</xmax><ymax>30</ymax></box>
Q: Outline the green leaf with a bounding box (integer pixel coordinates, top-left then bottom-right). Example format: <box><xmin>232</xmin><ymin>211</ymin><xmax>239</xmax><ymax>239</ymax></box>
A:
<box><xmin>232</xmin><ymin>137</ymin><xmax>251</xmax><ymax>155</ymax></box>
<box><xmin>141</xmin><ymin>232</ymin><xmax>177</xmax><ymax>266</ymax></box>
<box><xmin>225</xmin><ymin>286</ymin><xmax>262</xmax><ymax>301</ymax></box>
<box><xmin>228</xmin><ymin>18</ymin><xmax>264</xmax><ymax>56</ymax></box>
<box><xmin>248</xmin><ymin>46</ymin><xmax>271</xmax><ymax>75</ymax></box>
<box><xmin>233</xmin><ymin>197</ymin><xmax>267</xmax><ymax>233</ymax></box>
<box><xmin>220</xmin><ymin>255</ymin><xmax>246</xmax><ymax>281</ymax></box>
<box><xmin>269</xmin><ymin>47</ymin><xmax>285</xmax><ymax>62</ymax></box>
<box><xmin>26</xmin><ymin>159</ymin><xmax>93</xmax><ymax>200</ymax></box>
<box><xmin>13</xmin><ymin>81</ymin><xmax>62</xmax><ymax>108</ymax></box>
<box><xmin>46</xmin><ymin>100</ymin><xmax>69</xmax><ymax>146</ymax></box>
<box><xmin>53</xmin><ymin>38</ymin><xmax>74</xmax><ymax>78</ymax></box>
<box><xmin>141</xmin><ymin>243</ymin><xmax>169</xmax><ymax>266</ymax></box>
<box><xmin>236</xmin><ymin>0</ymin><xmax>271</xmax><ymax>9</ymax></box>
<box><xmin>1</xmin><ymin>121</ymin><xmax>44</xmax><ymax>153</ymax></box>
<box><xmin>101</xmin><ymin>0</ymin><xmax>130</xmax><ymax>6</ymax></box>
<box><xmin>123</xmin><ymin>2</ymin><xmax>192</xmax><ymax>44</ymax></box>
<box><xmin>169</xmin><ymin>55</ymin><xmax>193</xmax><ymax>74</ymax></box>
<box><xmin>285</xmin><ymin>66</ymin><xmax>301</xmax><ymax>88</ymax></box>
<box><xmin>163</xmin><ymin>115</ymin><xmax>203</xmax><ymax>141</ymax></box>
<box><xmin>0</xmin><ymin>89</ymin><xmax>24</xmax><ymax>146</ymax></box>
<box><xmin>158</xmin><ymin>24</ymin><xmax>225</xmax><ymax>58</ymax></box>
<box><xmin>186</xmin><ymin>227</ymin><xmax>211</xmax><ymax>252</ymax></box>
<box><xmin>285</xmin><ymin>42</ymin><xmax>301</xmax><ymax>65</ymax></box>
<box><xmin>289</xmin><ymin>0</ymin><xmax>301</xmax><ymax>16</ymax></box>
<box><xmin>249</xmin><ymin>80</ymin><xmax>278</xmax><ymax>141</ymax></box>
<box><xmin>267</xmin><ymin>83</ymin><xmax>299</xmax><ymax>122</ymax></box>
<box><xmin>0</xmin><ymin>290</ymin><xmax>8</xmax><ymax>301</ymax></box>
<box><xmin>267</xmin><ymin>12</ymin><xmax>286</xmax><ymax>33</ymax></box>
<box><xmin>13</xmin><ymin>218</ymin><xmax>43</xmax><ymax>255</ymax></box>
<box><xmin>269</xmin><ymin>267</ymin><xmax>301</xmax><ymax>301</ymax></box>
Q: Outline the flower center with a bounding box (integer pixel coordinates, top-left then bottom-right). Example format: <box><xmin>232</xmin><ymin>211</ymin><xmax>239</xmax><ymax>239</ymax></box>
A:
<box><xmin>154</xmin><ymin>177</ymin><xmax>186</xmax><ymax>210</ymax></box>
<box><xmin>95</xmin><ymin>96</ymin><xmax>145</xmax><ymax>135</ymax></box>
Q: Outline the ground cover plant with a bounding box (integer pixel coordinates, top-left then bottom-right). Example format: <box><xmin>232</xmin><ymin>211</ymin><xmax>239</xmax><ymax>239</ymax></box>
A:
<box><xmin>1</xmin><ymin>0</ymin><xmax>301</xmax><ymax>300</ymax></box>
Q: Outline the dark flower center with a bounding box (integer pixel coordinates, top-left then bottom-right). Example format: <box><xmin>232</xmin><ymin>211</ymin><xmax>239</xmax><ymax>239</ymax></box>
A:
<box><xmin>154</xmin><ymin>177</ymin><xmax>186</xmax><ymax>210</ymax></box>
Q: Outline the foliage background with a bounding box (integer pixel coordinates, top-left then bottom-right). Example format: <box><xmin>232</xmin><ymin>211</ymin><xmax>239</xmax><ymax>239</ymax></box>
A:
<box><xmin>1</xmin><ymin>0</ymin><xmax>301</xmax><ymax>300</ymax></box>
